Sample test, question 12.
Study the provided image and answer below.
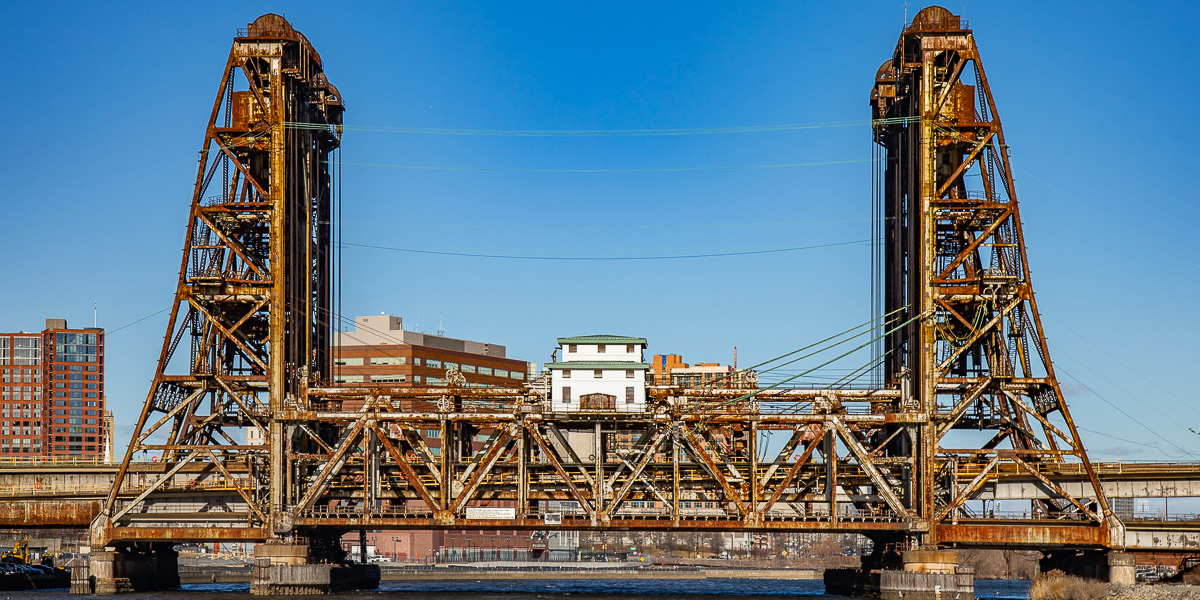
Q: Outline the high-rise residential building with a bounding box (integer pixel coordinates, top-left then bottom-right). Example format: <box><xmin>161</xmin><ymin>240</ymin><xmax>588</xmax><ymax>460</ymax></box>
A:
<box><xmin>0</xmin><ymin>319</ymin><xmax>107</xmax><ymax>460</ymax></box>
<box><xmin>0</xmin><ymin>332</ymin><xmax>45</xmax><ymax>456</ymax></box>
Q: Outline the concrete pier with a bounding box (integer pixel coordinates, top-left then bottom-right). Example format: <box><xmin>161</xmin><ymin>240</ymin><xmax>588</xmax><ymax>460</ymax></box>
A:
<box><xmin>87</xmin><ymin>543</ymin><xmax>179</xmax><ymax>594</ymax></box>
<box><xmin>249</xmin><ymin>542</ymin><xmax>380</xmax><ymax>595</ymax></box>
<box><xmin>825</xmin><ymin>550</ymin><xmax>974</xmax><ymax>600</ymax></box>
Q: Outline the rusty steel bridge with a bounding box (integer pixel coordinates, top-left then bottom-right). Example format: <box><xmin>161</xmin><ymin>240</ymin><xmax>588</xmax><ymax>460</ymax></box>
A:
<box><xmin>7</xmin><ymin>6</ymin><xmax>1198</xmax><ymax>572</ymax></box>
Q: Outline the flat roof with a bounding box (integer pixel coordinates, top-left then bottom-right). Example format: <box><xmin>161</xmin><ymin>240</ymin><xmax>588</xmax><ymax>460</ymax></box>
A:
<box><xmin>557</xmin><ymin>335</ymin><xmax>647</xmax><ymax>345</ymax></box>
<box><xmin>546</xmin><ymin>361</ymin><xmax>651</xmax><ymax>370</ymax></box>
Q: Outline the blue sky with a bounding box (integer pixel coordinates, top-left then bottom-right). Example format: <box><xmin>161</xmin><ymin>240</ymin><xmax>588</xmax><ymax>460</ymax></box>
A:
<box><xmin>1</xmin><ymin>2</ymin><xmax>1197</xmax><ymax>461</ymax></box>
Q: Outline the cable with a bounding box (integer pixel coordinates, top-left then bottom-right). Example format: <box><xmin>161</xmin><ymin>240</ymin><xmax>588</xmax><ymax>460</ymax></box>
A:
<box><xmin>1058</xmin><ymin>369</ymin><xmax>1197</xmax><ymax>460</ymax></box>
<box><xmin>334</xmin><ymin>158</ymin><xmax>873</xmax><ymax>173</ymax></box>
<box><xmin>1076</xmin><ymin>427</ymin><xmax>1191</xmax><ymax>460</ymax></box>
<box><xmin>734</xmin><ymin>311</ymin><xmax>923</xmax><ymax>406</ymax></box>
<box><xmin>1046</xmin><ymin>314</ymin><xmax>1200</xmax><ymax>418</ymax></box>
<box><xmin>340</xmin><ymin>239</ymin><xmax>869</xmax><ymax>261</ymax></box>
<box><xmin>324</xmin><ymin>216</ymin><xmax>894</xmax><ymax>232</ymax></box>
<box><xmin>288</xmin><ymin>116</ymin><xmax>921</xmax><ymax>138</ymax></box>
<box><xmin>829</xmin><ymin>349</ymin><xmax>893</xmax><ymax>390</ymax></box>
<box><xmin>1014</xmin><ymin>165</ymin><xmax>1199</xmax><ymax>274</ymax></box>
<box><xmin>749</xmin><ymin>308</ymin><xmax>908</xmax><ymax>380</ymax></box>
<box><xmin>106</xmin><ymin>307</ymin><xmax>171</xmax><ymax>335</ymax></box>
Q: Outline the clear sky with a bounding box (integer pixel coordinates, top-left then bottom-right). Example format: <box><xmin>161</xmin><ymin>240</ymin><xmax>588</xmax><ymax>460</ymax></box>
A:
<box><xmin>1</xmin><ymin>2</ymin><xmax>1197</xmax><ymax>462</ymax></box>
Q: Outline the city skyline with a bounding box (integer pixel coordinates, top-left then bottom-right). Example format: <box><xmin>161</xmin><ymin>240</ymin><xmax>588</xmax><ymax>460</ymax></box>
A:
<box><xmin>1</xmin><ymin>2</ymin><xmax>1196</xmax><ymax>461</ymax></box>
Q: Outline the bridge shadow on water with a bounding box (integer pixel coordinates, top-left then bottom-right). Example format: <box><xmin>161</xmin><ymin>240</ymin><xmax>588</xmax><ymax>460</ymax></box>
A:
<box><xmin>15</xmin><ymin>579</ymin><xmax>1032</xmax><ymax>599</ymax></box>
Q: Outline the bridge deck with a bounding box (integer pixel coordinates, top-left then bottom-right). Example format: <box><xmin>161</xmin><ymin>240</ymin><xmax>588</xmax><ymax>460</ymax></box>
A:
<box><xmin>5</xmin><ymin>460</ymin><xmax>1199</xmax><ymax>552</ymax></box>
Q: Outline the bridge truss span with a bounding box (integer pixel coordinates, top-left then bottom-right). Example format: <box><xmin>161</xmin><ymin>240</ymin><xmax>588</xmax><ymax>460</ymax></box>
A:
<box><xmin>91</xmin><ymin>7</ymin><xmax>1128</xmax><ymax>559</ymax></box>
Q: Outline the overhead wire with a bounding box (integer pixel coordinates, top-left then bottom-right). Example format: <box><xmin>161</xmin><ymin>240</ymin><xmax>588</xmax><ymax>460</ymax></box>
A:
<box><xmin>288</xmin><ymin>116</ymin><xmax>921</xmax><ymax>137</ymax></box>
<box><xmin>334</xmin><ymin>158</ymin><xmax>872</xmax><ymax>173</ymax></box>
<box><xmin>340</xmin><ymin>239</ymin><xmax>869</xmax><ymax>261</ymax></box>
<box><xmin>1046</xmin><ymin>314</ymin><xmax>1200</xmax><ymax>418</ymax></box>
<box><xmin>1057</xmin><ymin>368</ymin><xmax>1197</xmax><ymax>460</ymax></box>
<box><xmin>1076</xmin><ymin>426</ymin><xmax>1191</xmax><ymax>460</ymax></box>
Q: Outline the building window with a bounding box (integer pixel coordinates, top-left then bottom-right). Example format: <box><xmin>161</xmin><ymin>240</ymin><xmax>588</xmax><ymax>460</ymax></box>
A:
<box><xmin>494</xmin><ymin>369</ymin><xmax>508</xmax><ymax>378</ymax></box>
<box><xmin>562</xmin><ymin>387</ymin><xmax>571</xmax><ymax>403</ymax></box>
<box><xmin>445</xmin><ymin>362</ymin><xmax>458</xmax><ymax>370</ymax></box>
<box><xmin>510</xmin><ymin>371</ymin><xmax>524</xmax><ymax>380</ymax></box>
<box><xmin>478</xmin><ymin>367</ymin><xmax>493</xmax><ymax>376</ymax></box>
<box><xmin>333</xmin><ymin>375</ymin><xmax>364</xmax><ymax>383</ymax></box>
<box><xmin>461</xmin><ymin>364</ymin><xmax>476</xmax><ymax>373</ymax></box>
<box><xmin>413</xmin><ymin>375</ymin><xmax>421</xmax><ymax>383</ymax></box>
<box><xmin>626</xmin><ymin>344</ymin><xmax>634</xmax><ymax>353</ymax></box>
<box><xmin>568</xmin><ymin>344</ymin><xmax>577</xmax><ymax>353</ymax></box>
<box><xmin>426</xmin><ymin>359</ymin><xmax>442</xmax><ymax>369</ymax></box>
<box><xmin>370</xmin><ymin>375</ymin><xmax>406</xmax><ymax>383</ymax></box>
<box><xmin>562</xmin><ymin>369</ymin><xmax>571</xmax><ymax>378</ymax></box>
<box><xmin>593</xmin><ymin>370</ymin><xmax>602</xmax><ymax>379</ymax></box>
<box><xmin>597</xmin><ymin>344</ymin><xmax>606</xmax><ymax>353</ymax></box>
<box><xmin>334</xmin><ymin>357</ymin><xmax>363</xmax><ymax>366</ymax></box>
<box><xmin>626</xmin><ymin>387</ymin><xmax>635</xmax><ymax>403</ymax></box>
<box><xmin>626</xmin><ymin>370</ymin><xmax>634</xmax><ymax>379</ymax></box>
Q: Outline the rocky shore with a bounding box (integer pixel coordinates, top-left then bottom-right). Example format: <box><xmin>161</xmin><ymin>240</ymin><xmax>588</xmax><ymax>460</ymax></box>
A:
<box><xmin>1107</xmin><ymin>583</ymin><xmax>1200</xmax><ymax>599</ymax></box>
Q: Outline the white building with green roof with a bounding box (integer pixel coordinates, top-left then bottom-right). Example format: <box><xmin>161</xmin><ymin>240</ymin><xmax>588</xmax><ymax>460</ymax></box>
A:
<box><xmin>547</xmin><ymin>335</ymin><xmax>650</xmax><ymax>412</ymax></box>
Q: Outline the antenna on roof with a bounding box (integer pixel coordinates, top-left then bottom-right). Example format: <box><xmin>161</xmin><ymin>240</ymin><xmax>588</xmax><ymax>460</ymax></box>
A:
<box><xmin>437</xmin><ymin>313</ymin><xmax>444</xmax><ymax>337</ymax></box>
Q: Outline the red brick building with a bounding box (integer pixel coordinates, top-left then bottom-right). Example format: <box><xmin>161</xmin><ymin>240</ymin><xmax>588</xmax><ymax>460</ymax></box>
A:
<box><xmin>333</xmin><ymin>315</ymin><xmax>532</xmax><ymax>389</ymax></box>
<box><xmin>0</xmin><ymin>318</ymin><xmax>108</xmax><ymax>460</ymax></box>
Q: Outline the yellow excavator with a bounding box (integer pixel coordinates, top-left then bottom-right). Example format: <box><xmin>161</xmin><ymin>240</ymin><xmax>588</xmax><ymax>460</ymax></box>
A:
<box><xmin>0</xmin><ymin>537</ymin><xmax>29</xmax><ymax>564</ymax></box>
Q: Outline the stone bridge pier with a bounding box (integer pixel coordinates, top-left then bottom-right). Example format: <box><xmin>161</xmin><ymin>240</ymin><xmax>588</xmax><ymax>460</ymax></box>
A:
<box><xmin>84</xmin><ymin>543</ymin><xmax>179</xmax><ymax>595</ymax></box>
<box><xmin>249</xmin><ymin>537</ymin><xmax>380</xmax><ymax>596</ymax></box>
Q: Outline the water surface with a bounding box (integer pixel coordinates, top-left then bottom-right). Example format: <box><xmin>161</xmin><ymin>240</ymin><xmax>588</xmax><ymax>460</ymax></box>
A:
<box><xmin>11</xmin><ymin>578</ymin><xmax>1032</xmax><ymax>599</ymax></box>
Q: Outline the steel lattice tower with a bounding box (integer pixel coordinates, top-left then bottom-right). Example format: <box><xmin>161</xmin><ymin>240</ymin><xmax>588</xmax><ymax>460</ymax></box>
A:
<box><xmin>871</xmin><ymin>6</ymin><xmax>1114</xmax><ymax>548</ymax></box>
<box><xmin>94</xmin><ymin>13</ymin><xmax>344</xmax><ymax>548</ymax></box>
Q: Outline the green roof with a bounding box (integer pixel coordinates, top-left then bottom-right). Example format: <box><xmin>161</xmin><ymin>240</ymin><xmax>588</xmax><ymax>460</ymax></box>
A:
<box><xmin>546</xmin><ymin>361</ymin><xmax>651</xmax><ymax>370</ymax></box>
<box><xmin>557</xmin><ymin>335</ymin><xmax>647</xmax><ymax>345</ymax></box>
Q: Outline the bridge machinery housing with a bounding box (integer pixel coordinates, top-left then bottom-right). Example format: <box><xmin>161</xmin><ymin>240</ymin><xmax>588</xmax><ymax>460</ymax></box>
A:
<box><xmin>17</xmin><ymin>5</ymin><xmax>1178</xmax><ymax>596</ymax></box>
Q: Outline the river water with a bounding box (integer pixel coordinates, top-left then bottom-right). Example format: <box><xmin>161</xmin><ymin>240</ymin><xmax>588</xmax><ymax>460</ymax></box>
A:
<box><xmin>13</xmin><ymin>579</ymin><xmax>1032</xmax><ymax>599</ymax></box>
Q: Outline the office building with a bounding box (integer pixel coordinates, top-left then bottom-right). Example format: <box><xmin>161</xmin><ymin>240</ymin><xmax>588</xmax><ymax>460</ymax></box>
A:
<box><xmin>333</xmin><ymin>315</ymin><xmax>532</xmax><ymax>388</ymax></box>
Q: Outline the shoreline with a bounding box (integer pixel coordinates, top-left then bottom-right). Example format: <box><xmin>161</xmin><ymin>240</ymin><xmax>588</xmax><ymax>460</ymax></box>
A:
<box><xmin>179</xmin><ymin>566</ymin><xmax>825</xmax><ymax>584</ymax></box>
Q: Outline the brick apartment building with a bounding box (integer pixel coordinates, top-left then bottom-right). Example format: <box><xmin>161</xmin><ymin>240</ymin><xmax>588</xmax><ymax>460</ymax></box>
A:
<box><xmin>0</xmin><ymin>318</ymin><xmax>109</xmax><ymax>460</ymax></box>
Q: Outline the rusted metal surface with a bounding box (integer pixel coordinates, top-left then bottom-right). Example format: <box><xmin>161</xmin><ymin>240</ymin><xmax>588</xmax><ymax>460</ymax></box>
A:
<box><xmin>938</xmin><ymin>522</ymin><xmax>1107</xmax><ymax>548</ymax></box>
<box><xmin>75</xmin><ymin>7</ymin><xmax>1171</xmax><ymax>558</ymax></box>
<box><xmin>871</xmin><ymin>4</ymin><xmax>1114</xmax><ymax>549</ymax></box>
<box><xmin>0</xmin><ymin>500</ymin><xmax>102</xmax><ymax>527</ymax></box>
